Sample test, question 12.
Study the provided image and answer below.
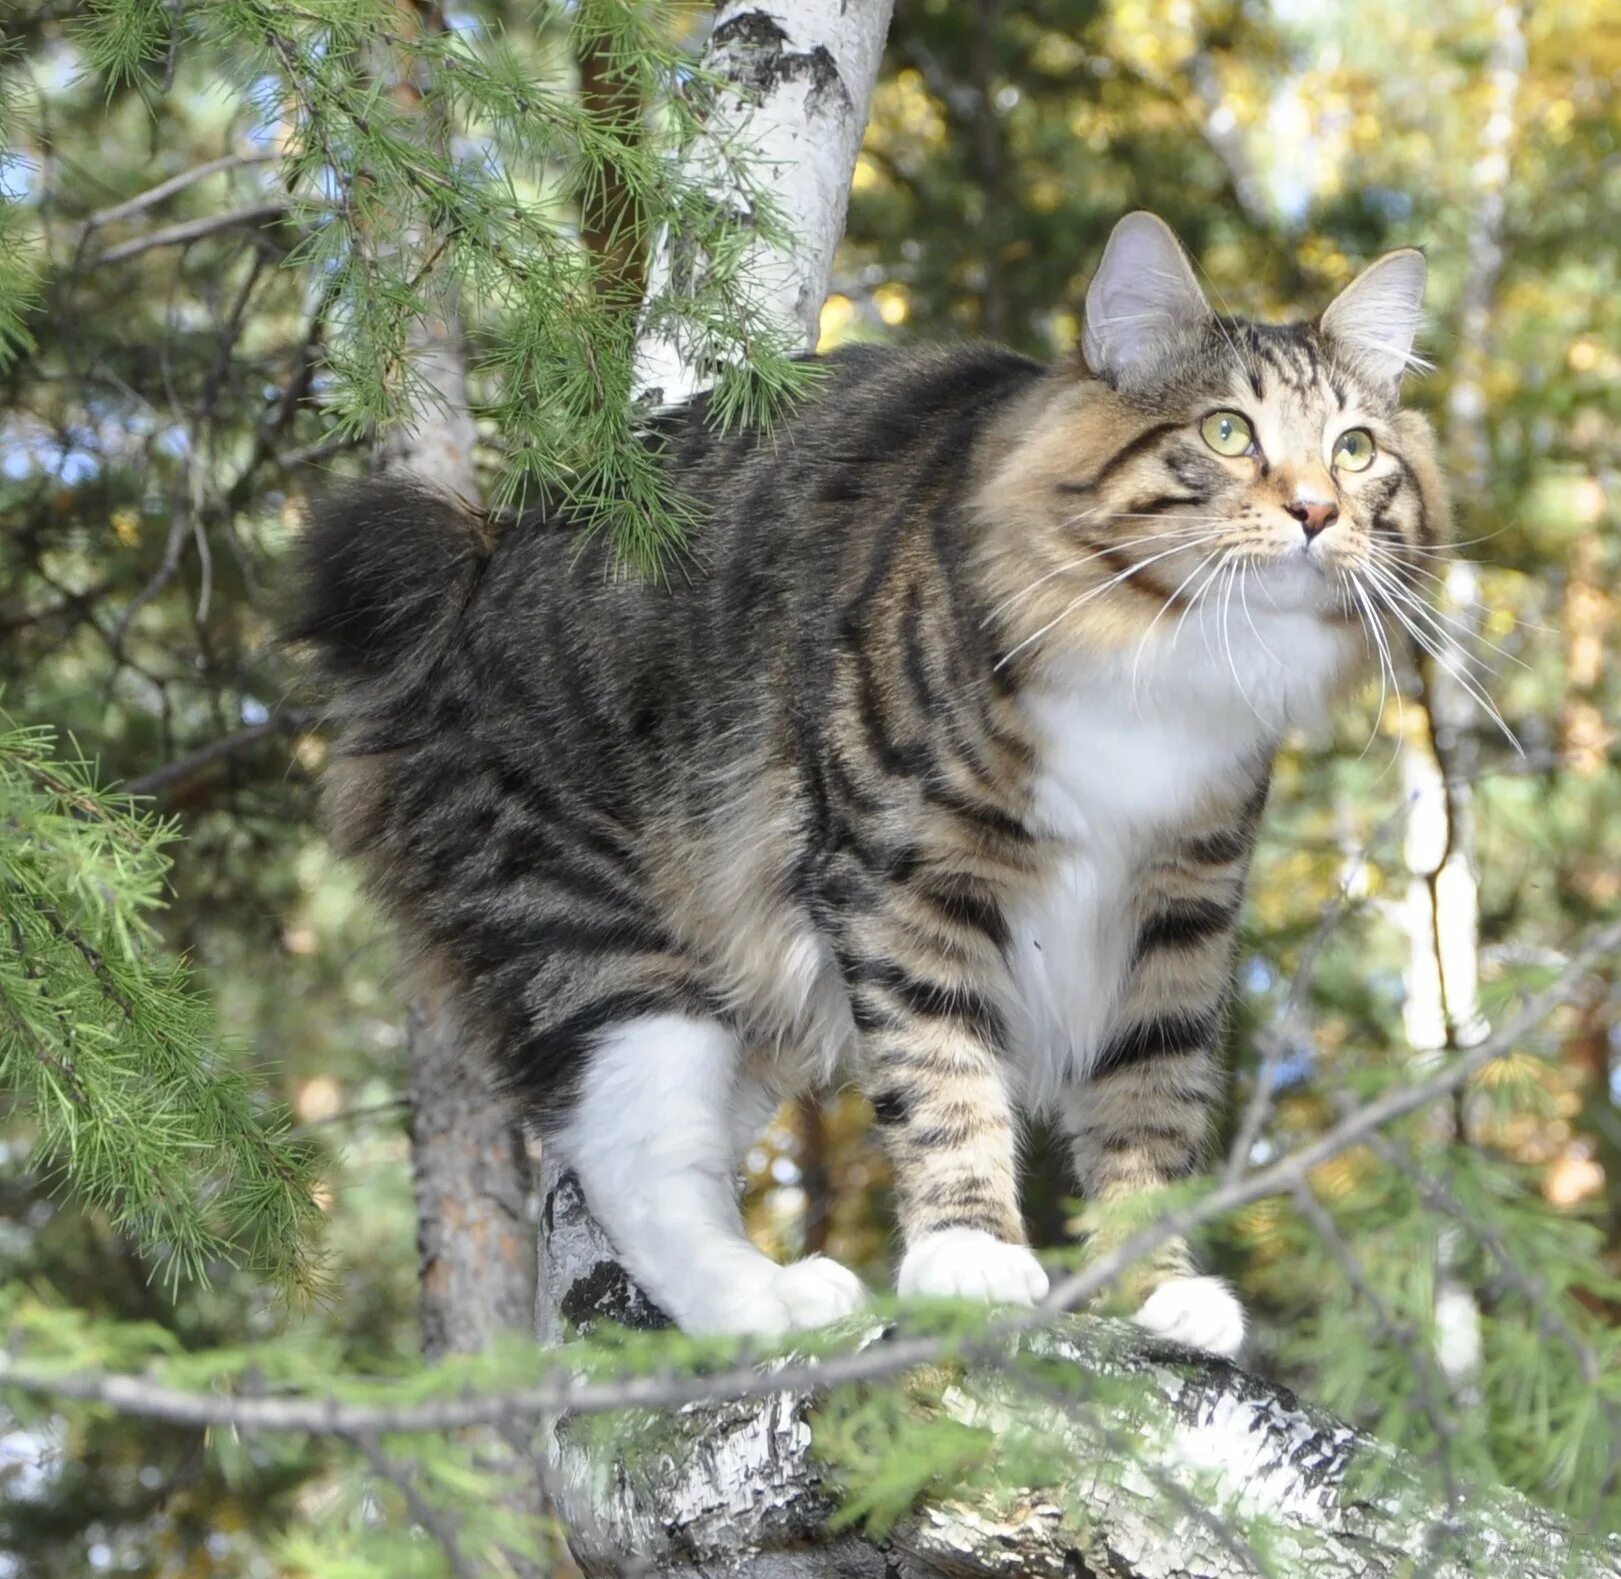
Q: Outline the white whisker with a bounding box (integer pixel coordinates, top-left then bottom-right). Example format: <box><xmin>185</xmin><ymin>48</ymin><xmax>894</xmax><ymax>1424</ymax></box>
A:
<box><xmin>1359</xmin><ymin>563</ymin><xmax>1523</xmax><ymax>753</ymax></box>
<box><xmin>994</xmin><ymin>538</ymin><xmax>1213</xmax><ymax>670</ymax></box>
<box><xmin>1129</xmin><ymin>544</ymin><xmax>1226</xmax><ymax>700</ymax></box>
<box><xmin>981</xmin><ymin>524</ymin><xmax>1223</xmax><ymax>626</ymax></box>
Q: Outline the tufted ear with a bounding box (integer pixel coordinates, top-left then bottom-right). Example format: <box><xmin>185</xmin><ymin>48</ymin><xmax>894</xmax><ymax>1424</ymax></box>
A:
<box><xmin>1319</xmin><ymin>249</ymin><xmax>1429</xmax><ymax>383</ymax></box>
<box><xmin>1082</xmin><ymin>212</ymin><xmax>1211</xmax><ymax>382</ymax></box>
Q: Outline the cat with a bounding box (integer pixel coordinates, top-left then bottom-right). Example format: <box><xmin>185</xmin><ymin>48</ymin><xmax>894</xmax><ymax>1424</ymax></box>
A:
<box><xmin>294</xmin><ymin>211</ymin><xmax>1446</xmax><ymax>1357</ymax></box>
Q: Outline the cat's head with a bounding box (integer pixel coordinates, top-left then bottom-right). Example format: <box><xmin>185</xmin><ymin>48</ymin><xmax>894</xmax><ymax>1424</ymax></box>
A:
<box><xmin>982</xmin><ymin>212</ymin><xmax>1448</xmax><ymax>712</ymax></box>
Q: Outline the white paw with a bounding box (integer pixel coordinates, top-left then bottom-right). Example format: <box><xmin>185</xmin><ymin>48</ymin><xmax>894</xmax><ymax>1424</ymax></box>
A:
<box><xmin>897</xmin><ymin>1228</ymin><xmax>1049</xmax><ymax>1306</ymax></box>
<box><xmin>1133</xmin><ymin>1275</ymin><xmax>1246</xmax><ymax>1358</ymax></box>
<box><xmin>705</xmin><ymin>1255</ymin><xmax>871</xmax><ymax>1336</ymax></box>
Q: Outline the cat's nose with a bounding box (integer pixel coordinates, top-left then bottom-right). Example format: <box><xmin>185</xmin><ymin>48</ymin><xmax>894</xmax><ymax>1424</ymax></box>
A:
<box><xmin>1286</xmin><ymin>497</ymin><xmax>1339</xmax><ymax>540</ymax></box>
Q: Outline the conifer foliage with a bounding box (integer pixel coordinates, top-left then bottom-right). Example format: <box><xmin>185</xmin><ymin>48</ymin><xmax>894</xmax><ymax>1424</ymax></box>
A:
<box><xmin>0</xmin><ymin>716</ymin><xmax>324</xmax><ymax>1289</ymax></box>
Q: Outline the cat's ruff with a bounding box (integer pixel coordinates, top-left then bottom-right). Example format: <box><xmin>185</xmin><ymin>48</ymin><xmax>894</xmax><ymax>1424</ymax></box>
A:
<box><xmin>1007</xmin><ymin>610</ymin><xmax>1354</xmax><ymax>1110</ymax></box>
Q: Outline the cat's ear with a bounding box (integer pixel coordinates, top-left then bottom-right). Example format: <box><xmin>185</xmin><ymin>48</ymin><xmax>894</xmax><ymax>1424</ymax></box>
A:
<box><xmin>1082</xmin><ymin>212</ymin><xmax>1211</xmax><ymax>381</ymax></box>
<box><xmin>1319</xmin><ymin>249</ymin><xmax>1428</xmax><ymax>383</ymax></box>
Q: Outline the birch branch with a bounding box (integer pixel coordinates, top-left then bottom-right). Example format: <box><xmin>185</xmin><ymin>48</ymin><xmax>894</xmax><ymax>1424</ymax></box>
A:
<box><xmin>8</xmin><ymin>1317</ymin><xmax>1618</xmax><ymax>1578</ymax></box>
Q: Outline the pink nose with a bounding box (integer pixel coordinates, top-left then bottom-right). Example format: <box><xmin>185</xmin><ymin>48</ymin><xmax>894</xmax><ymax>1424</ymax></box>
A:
<box><xmin>1287</xmin><ymin>498</ymin><xmax>1339</xmax><ymax>540</ymax></box>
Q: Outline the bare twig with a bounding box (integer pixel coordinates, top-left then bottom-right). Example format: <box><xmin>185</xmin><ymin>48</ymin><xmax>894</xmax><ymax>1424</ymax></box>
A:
<box><xmin>121</xmin><ymin>709</ymin><xmax>316</xmax><ymax>800</ymax></box>
<box><xmin>89</xmin><ymin>204</ymin><xmax>289</xmax><ymax>266</ymax></box>
<box><xmin>81</xmin><ymin>152</ymin><xmax>279</xmax><ymax>232</ymax></box>
<box><xmin>350</xmin><ymin>1432</ymin><xmax>482</xmax><ymax>1579</ymax></box>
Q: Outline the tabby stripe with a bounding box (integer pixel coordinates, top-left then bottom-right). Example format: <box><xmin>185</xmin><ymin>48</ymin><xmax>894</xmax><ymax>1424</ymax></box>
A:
<box><xmin>1125</xmin><ymin>492</ymin><xmax>1209</xmax><ymax>517</ymax></box>
<box><xmin>491</xmin><ymin>765</ymin><xmax>639</xmax><ymax>868</ymax></box>
<box><xmin>854</xmin><ymin>661</ymin><xmax>933</xmax><ymax>780</ymax></box>
<box><xmin>921</xmin><ymin>1183</ymin><xmax>1008</xmax><ymax>1213</ymax></box>
<box><xmin>456</xmin><ymin>912</ymin><xmax>672</xmax><ymax>967</ymax></box>
<box><xmin>929</xmin><ymin>785</ymin><xmax>1030</xmax><ymax>847</ymax></box>
<box><xmin>854</xmin><ymin>650</ymin><xmax>1028</xmax><ymax>851</ymax></box>
<box><xmin>838</xmin><ymin>374</ymin><xmax>989</xmax><ymax>636</ymax></box>
<box><xmin>907</xmin><ymin>1121</ymin><xmax>985</xmax><ymax>1150</ymax></box>
<box><xmin>910</xmin><ymin>877</ymin><xmax>1010</xmax><ymax>951</ymax></box>
<box><xmin>1133</xmin><ymin>897</ymin><xmax>1240</xmax><ymax>958</ymax></box>
<box><xmin>831</xmin><ymin>816</ymin><xmax>919</xmax><ymax>882</ymax></box>
<box><xmin>539</xmin><ymin>602</ymin><xmax>620</xmax><ymax>745</ymax></box>
<box><xmin>848</xmin><ymin>960</ymin><xmax>1004</xmax><ymax>1044</ymax></box>
<box><xmin>486</xmin><ymin>848</ymin><xmax>642</xmax><ymax>910</ymax></box>
<box><xmin>1184</xmin><ymin>828</ymin><xmax>1246</xmax><ymax>866</ymax></box>
<box><xmin>549</xmin><ymin>987</ymin><xmax>710</xmax><ymax>1061</ymax></box>
<box><xmin>900</xmin><ymin>583</ymin><xmax>937</xmax><ymax>717</ymax></box>
<box><xmin>1092</xmin><ymin>1008</ymin><xmax>1221</xmax><ymax>1075</ymax></box>
<box><xmin>861</xmin><ymin>1046</ymin><xmax>986</xmax><ymax>1078</ymax></box>
<box><xmin>1091</xmin><ymin>1121</ymin><xmax>1206</xmax><ymax>1150</ymax></box>
<box><xmin>1091</xmin><ymin>541</ymin><xmax>1187</xmax><ymax>605</ymax></box>
<box><xmin>824</xmin><ymin>742</ymin><xmax>889</xmax><ymax>818</ymax></box>
<box><xmin>1391</xmin><ymin>452</ymin><xmax>1432</xmax><ymax>545</ymax></box>
<box><xmin>899</xmin><ymin>582</ymin><xmax>1008</xmax><ymax>803</ymax></box>
<box><xmin>1055</xmin><ymin>422</ymin><xmax>1182</xmax><ymax>495</ymax></box>
<box><xmin>1244</xmin><ymin>358</ymin><xmax>1265</xmax><ymax>400</ymax></box>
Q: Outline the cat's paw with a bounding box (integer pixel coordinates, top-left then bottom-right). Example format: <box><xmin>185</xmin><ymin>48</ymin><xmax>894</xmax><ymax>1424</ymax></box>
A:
<box><xmin>713</xmin><ymin>1255</ymin><xmax>871</xmax><ymax>1336</ymax></box>
<box><xmin>1133</xmin><ymin>1274</ymin><xmax>1246</xmax><ymax>1358</ymax></box>
<box><xmin>897</xmin><ymin>1228</ymin><xmax>1049</xmax><ymax>1305</ymax></box>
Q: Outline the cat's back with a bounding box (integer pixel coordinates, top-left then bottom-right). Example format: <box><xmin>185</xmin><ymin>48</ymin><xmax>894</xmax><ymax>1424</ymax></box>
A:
<box><xmin>434</xmin><ymin>340</ymin><xmax>1046</xmax><ymax>760</ymax></box>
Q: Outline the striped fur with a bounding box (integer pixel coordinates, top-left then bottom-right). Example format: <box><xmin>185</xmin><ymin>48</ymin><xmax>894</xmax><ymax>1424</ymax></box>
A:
<box><xmin>295</xmin><ymin>219</ymin><xmax>1446</xmax><ymax>1343</ymax></box>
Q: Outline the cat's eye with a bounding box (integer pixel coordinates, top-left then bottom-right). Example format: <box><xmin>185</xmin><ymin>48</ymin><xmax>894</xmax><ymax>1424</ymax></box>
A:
<box><xmin>1200</xmin><ymin>410</ymin><xmax>1255</xmax><ymax>458</ymax></box>
<box><xmin>1332</xmin><ymin>428</ymin><xmax>1377</xmax><ymax>472</ymax></box>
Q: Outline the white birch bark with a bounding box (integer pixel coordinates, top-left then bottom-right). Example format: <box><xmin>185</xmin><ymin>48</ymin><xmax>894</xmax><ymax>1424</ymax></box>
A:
<box><xmin>631</xmin><ymin>1</ymin><xmax>895</xmax><ymax>407</ymax></box>
<box><xmin>546</xmin><ymin>1317</ymin><xmax>1621</xmax><ymax>1579</ymax></box>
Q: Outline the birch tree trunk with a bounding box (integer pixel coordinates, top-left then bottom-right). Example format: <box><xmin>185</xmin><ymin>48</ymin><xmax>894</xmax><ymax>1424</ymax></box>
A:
<box><xmin>1399</xmin><ymin>0</ymin><xmax>1525</xmax><ymax>1393</ymax></box>
<box><xmin>631</xmin><ymin>0</ymin><xmax>895</xmax><ymax>407</ymax></box>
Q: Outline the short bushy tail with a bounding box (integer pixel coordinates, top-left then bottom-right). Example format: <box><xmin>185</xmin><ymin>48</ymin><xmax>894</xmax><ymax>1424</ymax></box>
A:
<box><xmin>290</xmin><ymin>476</ymin><xmax>493</xmax><ymax>684</ymax></box>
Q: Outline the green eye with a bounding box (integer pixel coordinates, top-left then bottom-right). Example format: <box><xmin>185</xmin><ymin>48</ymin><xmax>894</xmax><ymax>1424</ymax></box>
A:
<box><xmin>1200</xmin><ymin>410</ymin><xmax>1255</xmax><ymax>458</ymax></box>
<box><xmin>1333</xmin><ymin>428</ymin><xmax>1377</xmax><ymax>471</ymax></box>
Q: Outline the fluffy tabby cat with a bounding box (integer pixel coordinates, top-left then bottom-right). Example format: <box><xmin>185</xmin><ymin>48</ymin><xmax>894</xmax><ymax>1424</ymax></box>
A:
<box><xmin>296</xmin><ymin>213</ymin><xmax>1445</xmax><ymax>1356</ymax></box>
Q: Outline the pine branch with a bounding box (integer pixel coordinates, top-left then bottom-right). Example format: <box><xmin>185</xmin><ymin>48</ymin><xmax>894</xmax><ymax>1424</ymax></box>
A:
<box><xmin>0</xmin><ymin>717</ymin><xmax>327</xmax><ymax>1292</ymax></box>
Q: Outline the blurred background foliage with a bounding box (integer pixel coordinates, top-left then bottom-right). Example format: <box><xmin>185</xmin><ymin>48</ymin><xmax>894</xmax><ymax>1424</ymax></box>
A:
<box><xmin>0</xmin><ymin>0</ymin><xmax>1618</xmax><ymax>1573</ymax></box>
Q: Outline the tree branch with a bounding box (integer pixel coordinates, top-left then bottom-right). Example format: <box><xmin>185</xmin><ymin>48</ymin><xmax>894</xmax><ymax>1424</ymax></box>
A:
<box><xmin>120</xmin><ymin>708</ymin><xmax>315</xmax><ymax>801</ymax></box>
<box><xmin>81</xmin><ymin>153</ymin><xmax>279</xmax><ymax>232</ymax></box>
<box><xmin>7</xmin><ymin>1315</ymin><xmax>1618</xmax><ymax>1578</ymax></box>
<box><xmin>88</xmin><ymin>204</ymin><xmax>290</xmax><ymax>266</ymax></box>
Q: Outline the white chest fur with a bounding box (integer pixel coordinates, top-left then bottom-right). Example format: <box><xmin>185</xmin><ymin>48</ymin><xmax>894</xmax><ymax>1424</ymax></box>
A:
<box><xmin>1005</xmin><ymin>606</ymin><xmax>1351</xmax><ymax>1105</ymax></box>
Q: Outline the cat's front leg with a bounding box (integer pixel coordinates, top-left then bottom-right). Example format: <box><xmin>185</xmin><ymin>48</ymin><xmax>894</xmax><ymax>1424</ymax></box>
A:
<box><xmin>843</xmin><ymin>922</ymin><xmax>1045</xmax><ymax>1307</ymax></box>
<box><xmin>1061</xmin><ymin>1023</ymin><xmax>1245</xmax><ymax>1358</ymax></box>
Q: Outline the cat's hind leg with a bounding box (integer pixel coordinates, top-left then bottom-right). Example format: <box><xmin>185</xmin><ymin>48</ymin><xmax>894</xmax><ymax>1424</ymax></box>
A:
<box><xmin>556</xmin><ymin>1012</ymin><xmax>868</xmax><ymax>1336</ymax></box>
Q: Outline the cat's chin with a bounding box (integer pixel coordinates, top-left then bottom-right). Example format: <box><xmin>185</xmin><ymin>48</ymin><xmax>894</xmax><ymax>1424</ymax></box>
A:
<box><xmin>1246</xmin><ymin>551</ymin><xmax>1352</xmax><ymax>619</ymax></box>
